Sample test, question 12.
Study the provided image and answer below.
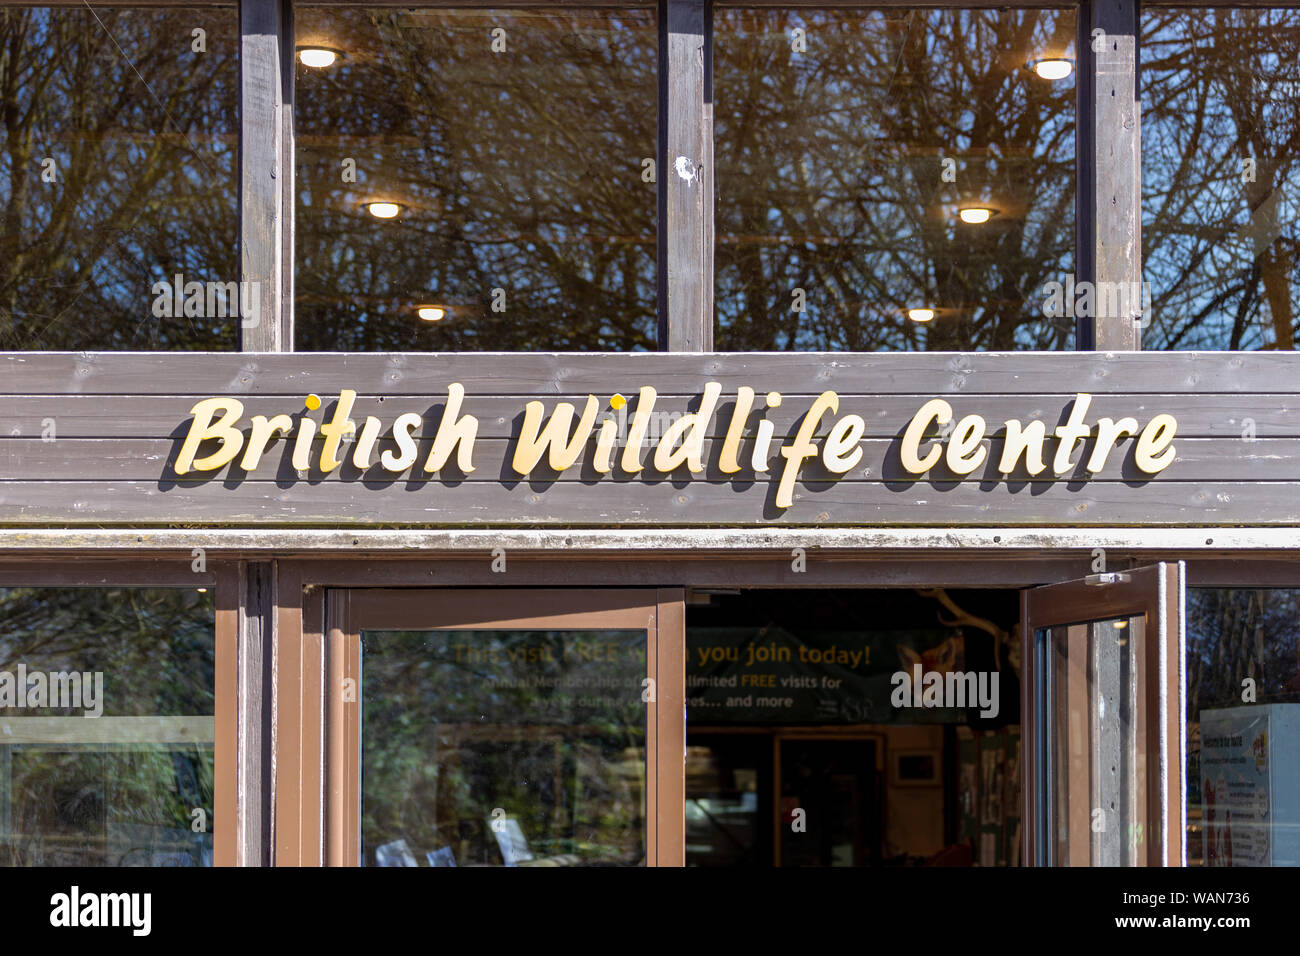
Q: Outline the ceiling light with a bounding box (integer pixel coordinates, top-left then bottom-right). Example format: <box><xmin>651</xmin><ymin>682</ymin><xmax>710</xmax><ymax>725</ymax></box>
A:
<box><xmin>417</xmin><ymin>305</ymin><xmax>447</xmax><ymax>322</ymax></box>
<box><xmin>297</xmin><ymin>47</ymin><xmax>339</xmax><ymax>69</ymax></box>
<box><xmin>958</xmin><ymin>206</ymin><xmax>995</xmax><ymax>225</ymax></box>
<box><xmin>365</xmin><ymin>201</ymin><xmax>402</xmax><ymax>220</ymax></box>
<box><xmin>907</xmin><ymin>307</ymin><xmax>935</xmax><ymax>323</ymax></box>
<box><xmin>1032</xmin><ymin>58</ymin><xmax>1073</xmax><ymax>81</ymax></box>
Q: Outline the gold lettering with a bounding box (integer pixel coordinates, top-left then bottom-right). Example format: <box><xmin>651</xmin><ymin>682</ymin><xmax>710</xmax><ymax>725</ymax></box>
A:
<box><xmin>822</xmin><ymin>414</ymin><xmax>865</xmax><ymax>474</ymax></box>
<box><xmin>776</xmin><ymin>391</ymin><xmax>838</xmax><ymax>509</ymax></box>
<box><xmin>176</xmin><ymin>397</ymin><xmax>245</xmax><ymax>474</ymax></box>
<box><xmin>291</xmin><ymin>416</ymin><xmax>318</xmax><ymax>471</ymax></box>
<box><xmin>998</xmin><ymin>419</ymin><xmax>1048</xmax><ymax>476</ymax></box>
<box><xmin>900</xmin><ymin>399</ymin><xmax>952</xmax><ymax>474</ymax></box>
<box><xmin>1135</xmin><ymin>414</ymin><xmax>1177</xmax><ymax>473</ymax></box>
<box><xmin>513</xmin><ymin>395</ymin><xmax>599</xmax><ymax>475</ymax></box>
<box><xmin>946</xmin><ymin>415</ymin><xmax>987</xmax><ymax>475</ymax></box>
<box><xmin>654</xmin><ymin>382</ymin><xmax>721</xmax><ymax>473</ymax></box>
<box><xmin>352</xmin><ymin>416</ymin><xmax>383</xmax><ymax>469</ymax></box>
<box><xmin>380</xmin><ymin>413</ymin><xmax>422</xmax><ymax>472</ymax></box>
<box><xmin>593</xmin><ymin>418</ymin><xmax>618</xmax><ymax>474</ymax></box>
<box><xmin>1052</xmin><ymin>393</ymin><xmax>1093</xmax><ymax>474</ymax></box>
<box><xmin>719</xmin><ymin>386</ymin><xmax>755</xmax><ymax>474</ymax></box>
<box><xmin>1086</xmin><ymin>417</ymin><xmax>1139</xmax><ymax>473</ymax></box>
<box><xmin>424</xmin><ymin>383</ymin><xmax>479</xmax><ymax>474</ymax></box>
<box><xmin>318</xmin><ymin>389</ymin><xmax>357</xmax><ymax>473</ymax></box>
<box><xmin>620</xmin><ymin>387</ymin><xmax>658</xmax><ymax>473</ymax></box>
<box><xmin>239</xmin><ymin>413</ymin><xmax>293</xmax><ymax>471</ymax></box>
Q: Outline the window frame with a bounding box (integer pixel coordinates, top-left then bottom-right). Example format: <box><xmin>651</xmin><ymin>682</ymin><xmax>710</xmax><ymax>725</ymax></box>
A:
<box><xmin>0</xmin><ymin>558</ymin><xmax>242</xmax><ymax>866</ymax></box>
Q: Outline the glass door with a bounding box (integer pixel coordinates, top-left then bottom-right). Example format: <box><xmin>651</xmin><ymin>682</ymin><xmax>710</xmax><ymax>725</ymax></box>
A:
<box><xmin>1022</xmin><ymin>564</ymin><xmax>1185</xmax><ymax>866</ymax></box>
<box><xmin>325</xmin><ymin>589</ymin><xmax>683</xmax><ymax>866</ymax></box>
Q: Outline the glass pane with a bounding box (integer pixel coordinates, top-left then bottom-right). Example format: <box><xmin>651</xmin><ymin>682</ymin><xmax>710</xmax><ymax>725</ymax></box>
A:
<box><xmin>1141</xmin><ymin>8</ymin><xmax>1300</xmax><ymax>350</ymax></box>
<box><xmin>361</xmin><ymin>629</ymin><xmax>647</xmax><ymax>866</ymax></box>
<box><xmin>0</xmin><ymin>6</ymin><xmax>239</xmax><ymax>349</ymax></box>
<box><xmin>714</xmin><ymin>7</ymin><xmax>1077</xmax><ymax>350</ymax></box>
<box><xmin>686</xmin><ymin>588</ymin><xmax>1021</xmax><ymax>867</ymax></box>
<box><xmin>1042</xmin><ymin>615</ymin><xmax>1152</xmax><ymax>866</ymax></box>
<box><xmin>294</xmin><ymin>7</ymin><xmax>658</xmax><ymax>351</ymax></box>
<box><xmin>779</xmin><ymin>738</ymin><xmax>878</xmax><ymax>866</ymax></box>
<box><xmin>686</xmin><ymin>736</ymin><xmax>766</xmax><ymax>866</ymax></box>
<box><xmin>1187</xmin><ymin>588</ymin><xmax>1300</xmax><ymax>866</ymax></box>
<box><xmin>0</xmin><ymin>588</ymin><xmax>216</xmax><ymax>866</ymax></box>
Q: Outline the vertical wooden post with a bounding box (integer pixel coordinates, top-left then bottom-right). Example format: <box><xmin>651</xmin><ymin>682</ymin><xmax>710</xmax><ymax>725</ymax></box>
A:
<box><xmin>237</xmin><ymin>0</ymin><xmax>293</xmax><ymax>863</ymax></box>
<box><xmin>659</xmin><ymin>0</ymin><xmax>713</xmax><ymax>351</ymax></box>
<box><xmin>1076</xmin><ymin>0</ymin><xmax>1141</xmax><ymax>350</ymax></box>
<box><xmin>238</xmin><ymin>0</ymin><xmax>294</xmax><ymax>351</ymax></box>
<box><xmin>236</xmin><ymin>561</ymin><xmax>275</xmax><ymax>865</ymax></box>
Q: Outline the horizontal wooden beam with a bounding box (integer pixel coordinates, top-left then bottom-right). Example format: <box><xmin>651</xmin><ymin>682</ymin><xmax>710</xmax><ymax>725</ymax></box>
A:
<box><xmin>0</xmin><ymin>716</ymin><xmax>214</xmax><ymax>746</ymax></box>
<box><xmin>0</xmin><ymin>435</ymin><xmax>1290</xmax><ymax>483</ymax></box>
<box><xmin>0</xmin><ymin>351</ymin><xmax>1294</xmax><ymax>395</ymax></box>
<box><xmin>0</xmin><ymin>353</ymin><xmax>1293</xmax><ymax>527</ymax></box>
<box><xmin>0</xmin><ymin>393</ymin><xmax>1291</xmax><ymax>438</ymax></box>
<box><xmin>0</xmin><ymin>478</ymin><xmax>1292</xmax><ymax>526</ymax></box>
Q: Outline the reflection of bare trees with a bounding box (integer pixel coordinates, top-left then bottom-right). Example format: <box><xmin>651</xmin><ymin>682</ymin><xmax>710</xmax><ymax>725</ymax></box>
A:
<box><xmin>295</xmin><ymin>9</ymin><xmax>657</xmax><ymax>351</ymax></box>
<box><xmin>361</xmin><ymin>630</ymin><xmax>645</xmax><ymax>864</ymax></box>
<box><xmin>0</xmin><ymin>8</ymin><xmax>238</xmax><ymax>350</ymax></box>
<box><xmin>0</xmin><ymin>588</ymin><xmax>215</xmax><ymax>713</ymax></box>
<box><xmin>0</xmin><ymin>588</ymin><xmax>216</xmax><ymax>866</ymax></box>
<box><xmin>1187</xmin><ymin>589</ymin><xmax>1300</xmax><ymax>719</ymax></box>
<box><xmin>714</xmin><ymin>9</ymin><xmax>1076</xmax><ymax>350</ymax></box>
<box><xmin>1142</xmin><ymin>9</ymin><xmax>1300</xmax><ymax>350</ymax></box>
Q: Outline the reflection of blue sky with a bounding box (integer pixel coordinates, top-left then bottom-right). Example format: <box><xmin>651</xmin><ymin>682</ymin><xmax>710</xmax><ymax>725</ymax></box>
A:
<box><xmin>710</xmin><ymin>9</ymin><xmax>1077</xmax><ymax>350</ymax></box>
<box><xmin>0</xmin><ymin>8</ymin><xmax>240</xmax><ymax>349</ymax></box>
<box><xmin>1141</xmin><ymin>9</ymin><xmax>1300</xmax><ymax>350</ymax></box>
<box><xmin>293</xmin><ymin>8</ymin><xmax>657</xmax><ymax>349</ymax></box>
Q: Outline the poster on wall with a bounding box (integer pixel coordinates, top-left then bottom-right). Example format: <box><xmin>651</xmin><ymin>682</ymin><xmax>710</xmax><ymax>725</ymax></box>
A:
<box><xmin>1201</xmin><ymin>707</ymin><xmax>1272</xmax><ymax>866</ymax></box>
<box><xmin>686</xmin><ymin>626</ymin><xmax>974</xmax><ymax>724</ymax></box>
<box><xmin>1200</xmin><ymin>704</ymin><xmax>1300</xmax><ymax>867</ymax></box>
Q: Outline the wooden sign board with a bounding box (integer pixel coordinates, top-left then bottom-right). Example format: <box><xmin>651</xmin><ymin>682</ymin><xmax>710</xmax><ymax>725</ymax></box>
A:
<box><xmin>0</xmin><ymin>351</ymin><xmax>1295</xmax><ymax>527</ymax></box>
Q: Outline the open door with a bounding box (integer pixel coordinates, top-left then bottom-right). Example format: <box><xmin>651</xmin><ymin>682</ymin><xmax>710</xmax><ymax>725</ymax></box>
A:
<box><xmin>323</xmin><ymin>588</ymin><xmax>684</xmax><ymax>867</ymax></box>
<box><xmin>1022</xmin><ymin>564</ymin><xmax>1185</xmax><ymax>867</ymax></box>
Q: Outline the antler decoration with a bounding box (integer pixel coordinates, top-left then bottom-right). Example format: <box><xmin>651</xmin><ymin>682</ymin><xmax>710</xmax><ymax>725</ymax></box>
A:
<box><xmin>916</xmin><ymin>588</ymin><xmax>1008</xmax><ymax>642</ymax></box>
<box><xmin>916</xmin><ymin>588</ymin><xmax>1021</xmax><ymax>676</ymax></box>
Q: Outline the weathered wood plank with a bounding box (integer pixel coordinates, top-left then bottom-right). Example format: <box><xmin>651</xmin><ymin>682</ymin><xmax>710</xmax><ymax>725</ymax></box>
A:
<box><xmin>661</xmin><ymin>0</ymin><xmax>712</xmax><ymax>351</ymax></box>
<box><xmin>2</xmin><ymin>436</ymin><xmax>1296</xmax><ymax>483</ymax></box>
<box><xmin>0</xmin><ymin>480</ymin><xmax>1296</xmax><ymax>525</ymax></box>
<box><xmin>238</xmin><ymin>0</ymin><xmax>291</xmax><ymax>350</ymax></box>
<box><xmin>0</xmin><ymin>716</ymin><xmax>214</xmax><ymax>746</ymax></box>
<box><xmin>4</xmin><ymin>352</ymin><xmax>1295</xmax><ymax>395</ymax></box>
<box><xmin>1090</xmin><ymin>0</ymin><xmax>1141</xmax><ymax>351</ymax></box>
<box><xmin>0</xmin><ymin>393</ymin><xmax>1292</xmax><ymax>438</ymax></box>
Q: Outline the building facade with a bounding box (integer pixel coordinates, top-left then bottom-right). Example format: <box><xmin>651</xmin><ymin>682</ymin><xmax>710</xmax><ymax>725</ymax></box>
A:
<box><xmin>0</xmin><ymin>0</ymin><xmax>1298</xmax><ymax>867</ymax></box>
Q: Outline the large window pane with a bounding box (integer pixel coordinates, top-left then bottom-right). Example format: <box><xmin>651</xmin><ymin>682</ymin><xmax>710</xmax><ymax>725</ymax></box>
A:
<box><xmin>714</xmin><ymin>7</ymin><xmax>1077</xmax><ymax>351</ymax></box>
<box><xmin>1142</xmin><ymin>8</ymin><xmax>1300</xmax><ymax>350</ymax></box>
<box><xmin>294</xmin><ymin>7</ymin><xmax>657</xmax><ymax>351</ymax></box>
<box><xmin>0</xmin><ymin>6</ymin><xmax>239</xmax><ymax>349</ymax></box>
<box><xmin>1187</xmin><ymin>589</ymin><xmax>1300</xmax><ymax>866</ymax></box>
<box><xmin>0</xmin><ymin>588</ymin><xmax>216</xmax><ymax>866</ymax></box>
<box><xmin>361</xmin><ymin>629</ymin><xmax>647</xmax><ymax>866</ymax></box>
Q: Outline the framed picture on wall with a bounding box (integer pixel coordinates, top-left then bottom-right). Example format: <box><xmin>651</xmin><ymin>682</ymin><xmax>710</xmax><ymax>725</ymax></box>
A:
<box><xmin>890</xmin><ymin>749</ymin><xmax>942</xmax><ymax>787</ymax></box>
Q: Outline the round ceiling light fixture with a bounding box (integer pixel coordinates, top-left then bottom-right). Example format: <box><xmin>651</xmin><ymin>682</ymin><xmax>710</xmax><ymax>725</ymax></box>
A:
<box><xmin>364</xmin><ymin>201</ymin><xmax>403</xmax><ymax>220</ymax></box>
<box><xmin>416</xmin><ymin>305</ymin><xmax>448</xmax><ymax>322</ymax></box>
<box><xmin>958</xmin><ymin>206</ymin><xmax>995</xmax><ymax>225</ymax></box>
<box><xmin>297</xmin><ymin>46</ymin><xmax>341</xmax><ymax>69</ymax></box>
<box><xmin>907</xmin><ymin>307</ymin><xmax>936</xmax><ymax>323</ymax></box>
<box><xmin>1031</xmin><ymin>58</ymin><xmax>1074</xmax><ymax>81</ymax></box>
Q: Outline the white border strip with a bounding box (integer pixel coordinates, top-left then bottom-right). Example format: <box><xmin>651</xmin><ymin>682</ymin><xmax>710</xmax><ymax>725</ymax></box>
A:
<box><xmin>0</xmin><ymin>527</ymin><xmax>1297</xmax><ymax>551</ymax></box>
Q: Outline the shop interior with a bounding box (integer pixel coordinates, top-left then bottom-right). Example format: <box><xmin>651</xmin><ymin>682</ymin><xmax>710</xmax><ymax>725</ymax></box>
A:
<box><xmin>684</xmin><ymin>588</ymin><xmax>1022</xmax><ymax>867</ymax></box>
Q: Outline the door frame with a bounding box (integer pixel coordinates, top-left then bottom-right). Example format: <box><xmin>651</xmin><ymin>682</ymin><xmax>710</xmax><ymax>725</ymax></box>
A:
<box><xmin>1020</xmin><ymin>563</ymin><xmax>1185</xmax><ymax>867</ymax></box>
<box><xmin>291</xmin><ymin>587</ymin><xmax>684</xmax><ymax>866</ymax></box>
